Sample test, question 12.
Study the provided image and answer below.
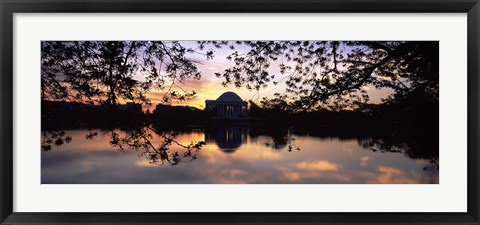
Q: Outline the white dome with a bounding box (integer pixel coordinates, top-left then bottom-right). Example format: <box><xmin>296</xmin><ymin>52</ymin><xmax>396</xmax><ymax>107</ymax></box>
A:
<box><xmin>216</xmin><ymin>92</ymin><xmax>243</xmax><ymax>102</ymax></box>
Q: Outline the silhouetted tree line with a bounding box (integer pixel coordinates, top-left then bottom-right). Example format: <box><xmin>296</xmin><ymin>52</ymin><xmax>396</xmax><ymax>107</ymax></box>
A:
<box><xmin>42</xmin><ymin>100</ymin><xmax>146</xmax><ymax>130</ymax></box>
<box><xmin>41</xmin><ymin>41</ymin><xmax>439</xmax><ymax>167</ymax></box>
<box><xmin>42</xmin><ymin>41</ymin><xmax>438</xmax><ymax>110</ymax></box>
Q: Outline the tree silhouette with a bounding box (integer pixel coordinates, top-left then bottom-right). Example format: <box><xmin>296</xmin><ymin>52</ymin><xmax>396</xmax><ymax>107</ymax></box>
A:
<box><xmin>107</xmin><ymin>126</ymin><xmax>206</xmax><ymax>165</ymax></box>
<box><xmin>42</xmin><ymin>41</ymin><xmax>438</xmax><ymax>112</ymax></box>
<box><xmin>42</xmin><ymin>126</ymin><xmax>206</xmax><ymax>166</ymax></box>
<box><xmin>41</xmin><ymin>130</ymin><xmax>72</xmax><ymax>152</ymax></box>
<box><xmin>41</xmin><ymin>41</ymin><xmax>214</xmax><ymax>107</ymax></box>
<box><xmin>41</xmin><ymin>41</ymin><xmax>438</xmax><ymax>168</ymax></box>
<box><xmin>214</xmin><ymin>41</ymin><xmax>438</xmax><ymax>111</ymax></box>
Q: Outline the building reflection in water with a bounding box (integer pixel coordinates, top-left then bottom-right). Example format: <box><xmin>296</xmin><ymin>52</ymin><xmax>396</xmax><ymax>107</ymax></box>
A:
<box><xmin>41</xmin><ymin>128</ymin><xmax>439</xmax><ymax>184</ymax></box>
<box><xmin>205</xmin><ymin>125</ymin><xmax>249</xmax><ymax>153</ymax></box>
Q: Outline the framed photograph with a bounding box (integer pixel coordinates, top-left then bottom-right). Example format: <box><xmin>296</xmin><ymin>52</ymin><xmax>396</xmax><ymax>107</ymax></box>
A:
<box><xmin>1</xmin><ymin>0</ymin><xmax>479</xmax><ymax>224</ymax></box>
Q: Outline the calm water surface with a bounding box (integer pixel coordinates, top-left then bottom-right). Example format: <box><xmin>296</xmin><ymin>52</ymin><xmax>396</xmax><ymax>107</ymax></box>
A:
<box><xmin>41</xmin><ymin>127</ymin><xmax>438</xmax><ymax>184</ymax></box>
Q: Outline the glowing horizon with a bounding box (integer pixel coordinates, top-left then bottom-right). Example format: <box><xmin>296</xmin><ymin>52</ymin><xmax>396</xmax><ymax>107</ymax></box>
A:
<box><xmin>142</xmin><ymin>41</ymin><xmax>394</xmax><ymax>111</ymax></box>
<box><xmin>42</xmin><ymin>41</ymin><xmax>396</xmax><ymax>112</ymax></box>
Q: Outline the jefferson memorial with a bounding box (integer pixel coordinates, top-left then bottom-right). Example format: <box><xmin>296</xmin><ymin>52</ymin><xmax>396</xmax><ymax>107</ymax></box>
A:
<box><xmin>205</xmin><ymin>92</ymin><xmax>248</xmax><ymax>119</ymax></box>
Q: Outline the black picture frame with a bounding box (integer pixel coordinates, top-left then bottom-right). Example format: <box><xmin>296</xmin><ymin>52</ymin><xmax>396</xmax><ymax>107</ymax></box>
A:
<box><xmin>1</xmin><ymin>0</ymin><xmax>479</xmax><ymax>224</ymax></box>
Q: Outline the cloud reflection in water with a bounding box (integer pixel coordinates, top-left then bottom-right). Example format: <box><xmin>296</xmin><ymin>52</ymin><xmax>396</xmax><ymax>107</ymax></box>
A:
<box><xmin>42</xmin><ymin>127</ymin><xmax>438</xmax><ymax>184</ymax></box>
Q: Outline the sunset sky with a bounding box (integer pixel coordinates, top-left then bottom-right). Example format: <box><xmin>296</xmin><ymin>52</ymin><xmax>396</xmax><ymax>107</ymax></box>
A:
<box><xmin>143</xmin><ymin>41</ymin><xmax>393</xmax><ymax>111</ymax></box>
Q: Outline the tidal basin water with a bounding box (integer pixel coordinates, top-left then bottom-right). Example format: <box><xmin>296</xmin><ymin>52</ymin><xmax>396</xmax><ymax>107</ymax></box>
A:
<box><xmin>41</xmin><ymin>127</ymin><xmax>439</xmax><ymax>184</ymax></box>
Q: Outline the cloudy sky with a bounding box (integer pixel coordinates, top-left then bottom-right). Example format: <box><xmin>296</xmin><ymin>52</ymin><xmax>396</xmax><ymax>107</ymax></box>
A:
<box><xmin>143</xmin><ymin>41</ymin><xmax>393</xmax><ymax>111</ymax></box>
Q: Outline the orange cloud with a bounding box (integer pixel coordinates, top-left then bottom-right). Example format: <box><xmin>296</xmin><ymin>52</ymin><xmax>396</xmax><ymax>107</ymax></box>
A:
<box><xmin>296</xmin><ymin>160</ymin><xmax>341</xmax><ymax>172</ymax></box>
<box><xmin>283</xmin><ymin>172</ymin><xmax>301</xmax><ymax>181</ymax></box>
<box><xmin>198</xmin><ymin>140</ymin><xmax>284</xmax><ymax>164</ymax></box>
<box><xmin>368</xmin><ymin>166</ymin><xmax>419</xmax><ymax>184</ymax></box>
<box><xmin>360</xmin><ymin>156</ymin><xmax>370</xmax><ymax>167</ymax></box>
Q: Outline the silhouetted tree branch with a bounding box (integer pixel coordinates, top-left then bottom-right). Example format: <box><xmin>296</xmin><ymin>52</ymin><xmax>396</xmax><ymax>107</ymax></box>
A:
<box><xmin>41</xmin><ymin>41</ymin><xmax>216</xmax><ymax>108</ymax></box>
<box><xmin>215</xmin><ymin>41</ymin><xmax>438</xmax><ymax>112</ymax></box>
